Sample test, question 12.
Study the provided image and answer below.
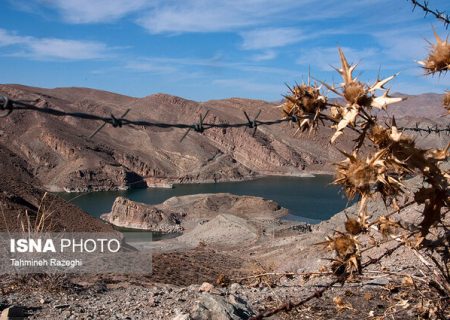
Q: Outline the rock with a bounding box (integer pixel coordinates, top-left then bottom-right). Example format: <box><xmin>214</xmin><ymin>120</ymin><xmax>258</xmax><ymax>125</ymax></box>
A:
<box><xmin>148</xmin><ymin>296</ymin><xmax>159</xmax><ymax>307</ymax></box>
<box><xmin>290</xmin><ymin>223</ymin><xmax>312</xmax><ymax>233</ymax></box>
<box><xmin>364</xmin><ymin>278</ymin><xmax>390</xmax><ymax>286</ymax></box>
<box><xmin>101</xmin><ymin>197</ymin><xmax>184</xmax><ymax>232</ymax></box>
<box><xmin>172</xmin><ymin>312</ymin><xmax>191</xmax><ymax>320</ymax></box>
<box><xmin>0</xmin><ymin>306</ymin><xmax>26</xmax><ymax>320</ymax></box>
<box><xmin>198</xmin><ymin>282</ymin><xmax>214</xmax><ymax>293</ymax></box>
<box><xmin>190</xmin><ymin>293</ymin><xmax>254</xmax><ymax>320</ymax></box>
<box><xmin>229</xmin><ymin>283</ymin><xmax>241</xmax><ymax>294</ymax></box>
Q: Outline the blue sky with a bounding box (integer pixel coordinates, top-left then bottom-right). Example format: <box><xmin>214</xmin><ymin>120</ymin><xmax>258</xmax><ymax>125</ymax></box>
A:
<box><xmin>0</xmin><ymin>0</ymin><xmax>449</xmax><ymax>101</ymax></box>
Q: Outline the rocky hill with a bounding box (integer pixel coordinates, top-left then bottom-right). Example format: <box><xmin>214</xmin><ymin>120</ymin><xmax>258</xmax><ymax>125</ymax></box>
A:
<box><xmin>1</xmin><ymin>84</ymin><xmax>445</xmax><ymax>193</ymax></box>
<box><xmin>0</xmin><ymin>144</ymin><xmax>113</xmax><ymax>232</ymax></box>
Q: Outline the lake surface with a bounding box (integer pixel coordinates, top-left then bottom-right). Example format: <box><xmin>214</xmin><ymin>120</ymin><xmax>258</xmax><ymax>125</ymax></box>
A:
<box><xmin>58</xmin><ymin>175</ymin><xmax>350</xmax><ymax>223</ymax></box>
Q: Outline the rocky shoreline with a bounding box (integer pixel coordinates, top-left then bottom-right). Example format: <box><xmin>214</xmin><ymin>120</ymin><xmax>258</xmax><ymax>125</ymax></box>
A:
<box><xmin>57</xmin><ymin>171</ymin><xmax>327</xmax><ymax>193</ymax></box>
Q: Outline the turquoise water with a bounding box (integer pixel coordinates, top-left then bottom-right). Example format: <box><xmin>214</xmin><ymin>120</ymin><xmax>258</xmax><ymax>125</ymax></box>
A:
<box><xmin>58</xmin><ymin>175</ymin><xmax>350</xmax><ymax>223</ymax></box>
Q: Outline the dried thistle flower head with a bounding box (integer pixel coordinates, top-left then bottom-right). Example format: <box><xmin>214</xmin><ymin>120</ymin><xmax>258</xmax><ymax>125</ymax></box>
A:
<box><xmin>345</xmin><ymin>215</ymin><xmax>364</xmax><ymax>235</ymax></box>
<box><xmin>325</xmin><ymin>233</ymin><xmax>358</xmax><ymax>259</ymax></box>
<box><xmin>443</xmin><ymin>91</ymin><xmax>450</xmax><ymax>113</ymax></box>
<box><xmin>369</xmin><ymin>121</ymin><xmax>413</xmax><ymax>149</ymax></box>
<box><xmin>344</xmin><ymin>82</ymin><xmax>371</xmax><ymax>106</ymax></box>
<box><xmin>378</xmin><ymin>216</ymin><xmax>399</xmax><ymax>238</ymax></box>
<box><xmin>334</xmin><ymin>150</ymin><xmax>380</xmax><ymax>199</ymax></box>
<box><xmin>418</xmin><ymin>31</ymin><xmax>450</xmax><ymax>74</ymax></box>
<box><xmin>327</xmin><ymin>49</ymin><xmax>404</xmax><ymax>143</ymax></box>
<box><xmin>335</xmin><ymin>49</ymin><xmax>372</xmax><ymax>107</ymax></box>
<box><xmin>369</xmin><ymin>125</ymin><xmax>392</xmax><ymax>147</ymax></box>
<box><xmin>325</xmin><ymin>232</ymin><xmax>361</xmax><ymax>275</ymax></box>
<box><xmin>334</xmin><ymin>149</ymin><xmax>406</xmax><ymax>212</ymax></box>
<box><xmin>282</xmin><ymin>83</ymin><xmax>327</xmax><ymax>134</ymax></box>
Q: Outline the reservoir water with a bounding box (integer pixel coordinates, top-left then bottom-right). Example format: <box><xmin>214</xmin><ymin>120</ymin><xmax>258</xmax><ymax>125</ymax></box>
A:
<box><xmin>58</xmin><ymin>175</ymin><xmax>350</xmax><ymax>223</ymax></box>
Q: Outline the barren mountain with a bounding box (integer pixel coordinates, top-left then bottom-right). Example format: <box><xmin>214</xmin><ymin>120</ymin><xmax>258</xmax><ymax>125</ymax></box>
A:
<box><xmin>0</xmin><ymin>84</ymin><xmax>446</xmax><ymax>192</ymax></box>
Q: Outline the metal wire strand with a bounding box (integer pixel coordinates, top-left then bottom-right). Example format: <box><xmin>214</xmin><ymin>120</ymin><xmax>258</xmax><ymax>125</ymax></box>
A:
<box><xmin>1</xmin><ymin>95</ymin><xmax>449</xmax><ymax>142</ymax></box>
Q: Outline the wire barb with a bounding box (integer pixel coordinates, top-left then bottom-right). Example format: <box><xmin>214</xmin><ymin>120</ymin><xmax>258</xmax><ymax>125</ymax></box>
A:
<box><xmin>180</xmin><ymin>110</ymin><xmax>210</xmax><ymax>142</ymax></box>
<box><xmin>243</xmin><ymin>110</ymin><xmax>262</xmax><ymax>136</ymax></box>
<box><xmin>0</xmin><ymin>95</ymin><xmax>13</xmax><ymax>118</ymax></box>
<box><xmin>89</xmin><ymin>109</ymin><xmax>131</xmax><ymax>139</ymax></box>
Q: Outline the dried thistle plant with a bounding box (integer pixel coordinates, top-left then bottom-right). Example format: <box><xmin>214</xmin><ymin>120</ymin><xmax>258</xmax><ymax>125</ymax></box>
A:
<box><xmin>256</xmin><ymin>13</ymin><xmax>450</xmax><ymax>319</ymax></box>
<box><xmin>283</xmin><ymin>45</ymin><xmax>449</xmax><ymax>284</ymax></box>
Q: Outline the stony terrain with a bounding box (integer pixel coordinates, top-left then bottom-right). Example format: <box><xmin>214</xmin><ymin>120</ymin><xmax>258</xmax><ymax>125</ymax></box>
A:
<box><xmin>0</xmin><ymin>276</ymin><xmax>419</xmax><ymax>320</ymax></box>
<box><xmin>1</xmin><ymin>187</ymin><xmax>447</xmax><ymax>319</ymax></box>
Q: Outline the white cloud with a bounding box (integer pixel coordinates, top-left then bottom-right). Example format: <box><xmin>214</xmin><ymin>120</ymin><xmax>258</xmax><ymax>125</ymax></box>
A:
<box><xmin>28</xmin><ymin>0</ymin><xmax>399</xmax><ymax>37</ymax></box>
<box><xmin>125</xmin><ymin>61</ymin><xmax>177</xmax><ymax>74</ymax></box>
<box><xmin>39</xmin><ymin>0</ymin><xmax>149</xmax><ymax>23</ymax></box>
<box><xmin>137</xmin><ymin>0</ymin><xmax>312</xmax><ymax>33</ymax></box>
<box><xmin>241</xmin><ymin>28</ymin><xmax>304</xmax><ymax>50</ymax></box>
<box><xmin>27</xmin><ymin>38</ymin><xmax>109</xmax><ymax>60</ymax></box>
<box><xmin>372</xmin><ymin>29</ymin><xmax>429</xmax><ymax>62</ymax></box>
<box><xmin>251</xmin><ymin>50</ymin><xmax>277</xmax><ymax>61</ymax></box>
<box><xmin>0</xmin><ymin>28</ymin><xmax>110</xmax><ymax>60</ymax></box>
<box><xmin>0</xmin><ymin>29</ymin><xmax>29</xmax><ymax>46</ymax></box>
<box><xmin>126</xmin><ymin>55</ymin><xmax>298</xmax><ymax>77</ymax></box>
<box><xmin>135</xmin><ymin>0</ymin><xmax>399</xmax><ymax>34</ymax></box>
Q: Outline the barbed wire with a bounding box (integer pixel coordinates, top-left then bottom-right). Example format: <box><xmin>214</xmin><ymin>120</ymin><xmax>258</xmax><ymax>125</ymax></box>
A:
<box><xmin>0</xmin><ymin>95</ymin><xmax>449</xmax><ymax>143</ymax></box>
<box><xmin>0</xmin><ymin>95</ymin><xmax>294</xmax><ymax>142</ymax></box>
<box><xmin>401</xmin><ymin>123</ymin><xmax>450</xmax><ymax>135</ymax></box>
<box><xmin>409</xmin><ymin>0</ymin><xmax>450</xmax><ymax>28</ymax></box>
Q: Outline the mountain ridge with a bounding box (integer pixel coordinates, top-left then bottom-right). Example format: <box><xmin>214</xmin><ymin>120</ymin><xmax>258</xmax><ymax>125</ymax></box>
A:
<box><xmin>0</xmin><ymin>84</ymin><xmax>447</xmax><ymax>193</ymax></box>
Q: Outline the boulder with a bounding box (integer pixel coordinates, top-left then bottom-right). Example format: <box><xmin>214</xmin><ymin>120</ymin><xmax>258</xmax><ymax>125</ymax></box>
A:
<box><xmin>190</xmin><ymin>293</ymin><xmax>254</xmax><ymax>320</ymax></box>
<box><xmin>101</xmin><ymin>197</ymin><xmax>184</xmax><ymax>233</ymax></box>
